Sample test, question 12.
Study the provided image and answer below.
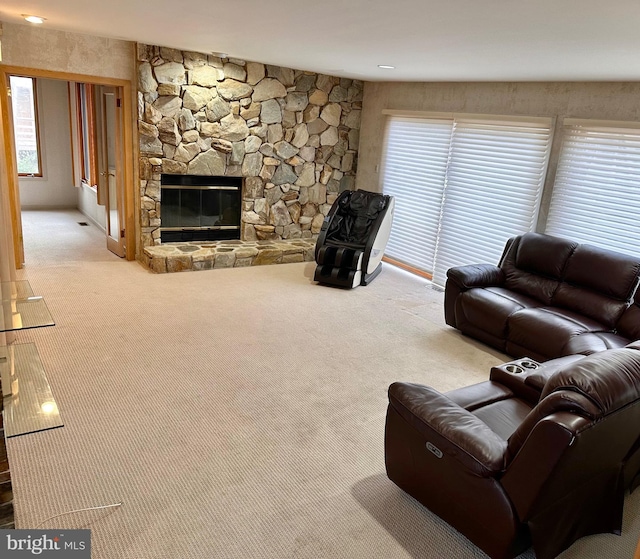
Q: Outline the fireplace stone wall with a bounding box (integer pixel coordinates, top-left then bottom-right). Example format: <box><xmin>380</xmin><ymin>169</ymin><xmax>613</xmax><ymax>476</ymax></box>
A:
<box><xmin>137</xmin><ymin>44</ymin><xmax>363</xmax><ymax>248</ymax></box>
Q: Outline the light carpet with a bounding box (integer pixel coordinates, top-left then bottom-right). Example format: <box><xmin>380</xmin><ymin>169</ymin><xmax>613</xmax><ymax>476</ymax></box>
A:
<box><xmin>7</xmin><ymin>209</ymin><xmax>640</xmax><ymax>558</ymax></box>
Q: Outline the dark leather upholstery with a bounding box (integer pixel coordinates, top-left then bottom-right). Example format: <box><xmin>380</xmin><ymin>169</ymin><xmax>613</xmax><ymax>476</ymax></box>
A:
<box><xmin>445</xmin><ymin>233</ymin><xmax>640</xmax><ymax>360</ymax></box>
<box><xmin>385</xmin><ymin>345</ymin><xmax>640</xmax><ymax>559</ymax></box>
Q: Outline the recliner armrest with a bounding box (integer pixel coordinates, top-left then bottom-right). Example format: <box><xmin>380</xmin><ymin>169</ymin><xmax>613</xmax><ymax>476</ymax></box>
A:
<box><xmin>388</xmin><ymin>382</ymin><xmax>507</xmax><ymax>476</ymax></box>
<box><xmin>446</xmin><ymin>264</ymin><xmax>505</xmax><ymax>290</ymax></box>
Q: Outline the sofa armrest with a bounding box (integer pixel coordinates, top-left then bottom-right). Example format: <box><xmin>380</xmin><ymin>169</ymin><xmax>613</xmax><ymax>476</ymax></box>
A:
<box><xmin>502</xmin><ymin>412</ymin><xmax>591</xmax><ymax>521</ymax></box>
<box><xmin>447</xmin><ymin>264</ymin><xmax>505</xmax><ymax>290</ymax></box>
<box><xmin>489</xmin><ymin>354</ymin><xmax>587</xmax><ymax>404</ymax></box>
<box><xmin>388</xmin><ymin>382</ymin><xmax>507</xmax><ymax>476</ymax></box>
<box><xmin>523</xmin><ymin>354</ymin><xmax>586</xmax><ymax>392</ymax></box>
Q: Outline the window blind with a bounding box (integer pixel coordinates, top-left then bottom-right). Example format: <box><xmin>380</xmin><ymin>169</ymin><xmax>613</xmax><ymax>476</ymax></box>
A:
<box><xmin>546</xmin><ymin>123</ymin><xmax>640</xmax><ymax>258</ymax></box>
<box><xmin>381</xmin><ymin>117</ymin><xmax>453</xmax><ymax>272</ymax></box>
<box><xmin>431</xmin><ymin>119</ymin><xmax>553</xmax><ymax>286</ymax></box>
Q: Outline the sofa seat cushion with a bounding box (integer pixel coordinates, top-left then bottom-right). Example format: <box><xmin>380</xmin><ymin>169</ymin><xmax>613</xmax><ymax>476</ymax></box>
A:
<box><xmin>455</xmin><ymin>287</ymin><xmax>542</xmax><ymax>339</ymax></box>
<box><xmin>563</xmin><ymin>332</ymin><xmax>630</xmax><ymax>356</ymax></box>
<box><xmin>447</xmin><ymin>381</ymin><xmax>514</xmax><ymax>411</ymax></box>
<box><xmin>472</xmin><ymin>398</ymin><xmax>533</xmax><ymax>441</ymax></box>
<box><xmin>508</xmin><ymin>307</ymin><xmax>608</xmax><ymax>359</ymax></box>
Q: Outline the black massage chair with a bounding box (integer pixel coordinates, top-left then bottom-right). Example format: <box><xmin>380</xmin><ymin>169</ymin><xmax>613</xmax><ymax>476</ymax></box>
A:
<box><xmin>314</xmin><ymin>189</ymin><xmax>395</xmax><ymax>288</ymax></box>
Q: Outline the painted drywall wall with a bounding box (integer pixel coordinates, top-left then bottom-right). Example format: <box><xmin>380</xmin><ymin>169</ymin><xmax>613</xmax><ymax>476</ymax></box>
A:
<box><xmin>78</xmin><ymin>184</ymin><xmax>106</xmax><ymax>230</ymax></box>
<box><xmin>357</xmin><ymin>81</ymin><xmax>640</xmax><ymax>226</ymax></box>
<box><xmin>18</xmin><ymin>79</ymin><xmax>77</xmax><ymax>208</ymax></box>
<box><xmin>1</xmin><ymin>22</ymin><xmax>135</xmax><ymax>81</ymax></box>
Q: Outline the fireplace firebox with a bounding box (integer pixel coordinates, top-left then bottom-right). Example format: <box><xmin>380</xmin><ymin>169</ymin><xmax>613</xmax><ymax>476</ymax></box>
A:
<box><xmin>160</xmin><ymin>175</ymin><xmax>242</xmax><ymax>242</ymax></box>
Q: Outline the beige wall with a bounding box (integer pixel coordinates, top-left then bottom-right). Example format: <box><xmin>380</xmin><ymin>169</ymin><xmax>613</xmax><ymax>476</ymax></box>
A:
<box><xmin>1</xmin><ymin>22</ymin><xmax>135</xmax><ymax>80</ymax></box>
<box><xmin>357</xmin><ymin>81</ymin><xmax>640</xmax><ymax>226</ymax></box>
<box><xmin>19</xmin><ymin>79</ymin><xmax>77</xmax><ymax>208</ymax></box>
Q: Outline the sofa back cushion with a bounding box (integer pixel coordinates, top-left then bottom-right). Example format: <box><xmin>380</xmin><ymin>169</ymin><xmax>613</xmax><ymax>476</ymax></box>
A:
<box><xmin>617</xmin><ymin>291</ymin><xmax>640</xmax><ymax>340</ymax></box>
<box><xmin>502</xmin><ymin>233</ymin><xmax>577</xmax><ymax>304</ymax></box>
<box><xmin>552</xmin><ymin>244</ymin><xmax>640</xmax><ymax>328</ymax></box>
<box><xmin>540</xmin><ymin>346</ymin><xmax>640</xmax><ymax>415</ymax></box>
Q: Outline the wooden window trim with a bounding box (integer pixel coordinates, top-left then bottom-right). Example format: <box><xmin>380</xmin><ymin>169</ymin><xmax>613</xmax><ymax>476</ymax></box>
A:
<box><xmin>383</xmin><ymin>256</ymin><xmax>433</xmax><ymax>280</ymax></box>
<box><xmin>76</xmin><ymin>83</ymin><xmax>99</xmax><ymax>187</ymax></box>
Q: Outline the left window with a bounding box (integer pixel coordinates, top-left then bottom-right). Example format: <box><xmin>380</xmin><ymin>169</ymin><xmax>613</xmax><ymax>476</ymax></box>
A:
<box><xmin>9</xmin><ymin>76</ymin><xmax>42</xmax><ymax>177</ymax></box>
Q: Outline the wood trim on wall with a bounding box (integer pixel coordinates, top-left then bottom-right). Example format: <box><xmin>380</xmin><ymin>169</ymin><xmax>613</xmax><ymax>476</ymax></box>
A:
<box><xmin>84</xmin><ymin>84</ymin><xmax>100</xmax><ymax>190</ymax></box>
<box><xmin>0</xmin><ymin>84</ymin><xmax>18</xmax><ymax>283</ymax></box>
<box><xmin>0</xmin><ymin>64</ymin><xmax>137</xmax><ymax>264</ymax></box>
<box><xmin>120</xmin><ymin>80</ymin><xmax>135</xmax><ymax>261</ymax></box>
<box><xmin>0</xmin><ymin>70</ymin><xmax>24</xmax><ymax>268</ymax></box>
<box><xmin>382</xmin><ymin>256</ymin><xmax>433</xmax><ymax>280</ymax></box>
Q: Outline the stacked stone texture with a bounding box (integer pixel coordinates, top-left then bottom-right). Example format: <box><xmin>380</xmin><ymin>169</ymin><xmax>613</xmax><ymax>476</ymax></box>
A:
<box><xmin>137</xmin><ymin>45</ymin><xmax>363</xmax><ymax>247</ymax></box>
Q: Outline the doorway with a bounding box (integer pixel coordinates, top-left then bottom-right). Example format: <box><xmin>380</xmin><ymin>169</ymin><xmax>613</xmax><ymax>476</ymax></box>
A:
<box><xmin>0</xmin><ymin>65</ymin><xmax>135</xmax><ymax>268</ymax></box>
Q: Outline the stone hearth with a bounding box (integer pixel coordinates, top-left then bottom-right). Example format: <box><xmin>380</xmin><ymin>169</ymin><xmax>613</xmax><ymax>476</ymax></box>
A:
<box><xmin>142</xmin><ymin>239</ymin><xmax>316</xmax><ymax>273</ymax></box>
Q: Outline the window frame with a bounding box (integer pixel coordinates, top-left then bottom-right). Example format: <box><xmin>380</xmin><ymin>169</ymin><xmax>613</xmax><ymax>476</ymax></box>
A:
<box><xmin>380</xmin><ymin>111</ymin><xmax>554</xmax><ymax>286</ymax></box>
<box><xmin>9</xmin><ymin>75</ymin><xmax>43</xmax><ymax>178</ymax></box>
<box><xmin>75</xmin><ymin>83</ymin><xmax>99</xmax><ymax>188</ymax></box>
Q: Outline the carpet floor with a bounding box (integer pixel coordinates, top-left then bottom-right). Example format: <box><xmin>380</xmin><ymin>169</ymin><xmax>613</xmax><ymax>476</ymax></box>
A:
<box><xmin>7</xmin><ymin>209</ymin><xmax>639</xmax><ymax>558</ymax></box>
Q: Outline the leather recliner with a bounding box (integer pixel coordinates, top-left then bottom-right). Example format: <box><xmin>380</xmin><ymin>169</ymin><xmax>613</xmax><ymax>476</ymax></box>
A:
<box><xmin>445</xmin><ymin>233</ymin><xmax>640</xmax><ymax>361</ymax></box>
<box><xmin>314</xmin><ymin>189</ymin><xmax>395</xmax><ymax>288</ymax></box>
<box><xmin>385</xmin><ymin>344</ymin><xmax>640</xmax><ymax>559</ymax></box>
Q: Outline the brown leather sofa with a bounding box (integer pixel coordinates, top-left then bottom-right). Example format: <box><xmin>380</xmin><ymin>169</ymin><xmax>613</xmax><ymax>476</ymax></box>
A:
<box><xmin>385</xmin><ymin>343</ymin><xmax>640</xmax><ymax>559</ymax></box>
<box><xmin>445</xmin><ymin>232</ymin><xmax>640</xmax><ymax>361</ymax></box>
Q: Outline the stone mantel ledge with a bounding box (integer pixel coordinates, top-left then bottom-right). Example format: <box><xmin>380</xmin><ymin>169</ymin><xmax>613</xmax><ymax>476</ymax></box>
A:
<box><xmin>142</xmin><ymin>239</ymin><xmax>317</xmax><ymax>273</ymax></box>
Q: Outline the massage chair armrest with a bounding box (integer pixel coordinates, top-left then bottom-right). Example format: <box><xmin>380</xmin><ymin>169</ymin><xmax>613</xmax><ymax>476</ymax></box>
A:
<box><xmin>446</xmin><ymin>264</ymin><xmax>505</xmax><ymax>290</ymax></box>
<box><xmin>388</xmin><ymin>382</ymin><xmax>507</xmax><ymax>477</ymax></box>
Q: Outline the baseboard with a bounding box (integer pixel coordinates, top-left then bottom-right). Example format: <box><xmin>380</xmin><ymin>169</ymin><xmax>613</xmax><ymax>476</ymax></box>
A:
<box><xmin>20</xmin><ymin>205</ymin><xmax>76</xmax><ymax>210</ymax></box>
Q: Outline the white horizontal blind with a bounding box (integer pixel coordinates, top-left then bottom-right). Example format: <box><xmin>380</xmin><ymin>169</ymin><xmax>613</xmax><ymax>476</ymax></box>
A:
<box><xmin>382</xmin><ymin>117</ymin><xmax>453</xmax><ymax>272</ymax></box>
<box><xmin>546</xmin><ymin>124</ymin><xmax>640</xmax><ymax>258</ymax></box>
<box><xmin>431</xmin><ymin>119</ymin><xmax>553</xmax><ymax>286</ymax></box>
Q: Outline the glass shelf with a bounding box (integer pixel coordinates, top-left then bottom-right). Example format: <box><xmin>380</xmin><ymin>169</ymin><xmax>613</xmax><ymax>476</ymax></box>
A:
<box><xmin>0</xmin><ymin>343</ymin><xmax>63</xmax><ymax>437</ymax></box>
<box><xmin>0</xmin><ymin>296</ymin><xmax>55</xmax><ymax>333</ymax></box>
<box><xmin>0</xmin><ymin>280</ymin><xmax>55</xmax><ymax>333</ymax></box>
<box><xmin>0</xmin><ymin>280</ymin><xmax>34</xmax><ymax>301</ymax></box>
<box><xmin>0</xmin><ymin>281</ymin><xmax>61</xmax><ymax>437</ymax></box>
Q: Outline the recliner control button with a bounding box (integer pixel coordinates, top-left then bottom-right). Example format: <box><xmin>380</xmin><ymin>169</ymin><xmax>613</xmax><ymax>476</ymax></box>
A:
<box><xmin>426</xmin><ymin>442</ymin><xmax>443</xmax><ymax>458</ymax></box>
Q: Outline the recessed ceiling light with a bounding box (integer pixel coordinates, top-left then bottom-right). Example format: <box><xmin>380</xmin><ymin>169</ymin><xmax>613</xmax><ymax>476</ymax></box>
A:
<box><xmin>22</xmin><ymin>14</ymin><xmax>46</xmax><ymax>24</ymax></box>
<box><xmin>378</xmin><ymin>65</ymin><xmax>395</xmax><ymax>69</ymax></box>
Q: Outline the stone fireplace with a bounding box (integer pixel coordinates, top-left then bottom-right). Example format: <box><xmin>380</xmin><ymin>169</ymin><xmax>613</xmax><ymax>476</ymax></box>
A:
<box><xmin>137</xmin><ymin>44</ymin><xmax>363</xmax><ymax>250</ymax></box>
<box><xmin>160</xmin><ymin>174</ymin><xmax>242</xmax><ymax>242</ymax></box>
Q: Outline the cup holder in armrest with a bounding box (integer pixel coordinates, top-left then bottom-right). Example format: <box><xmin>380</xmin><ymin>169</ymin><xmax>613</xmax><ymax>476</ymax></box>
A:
<box><xmin>491</xmin><ymin>358</ymin><xmax>544</xmax><ymax>403</ymax></box>
<box><xmin>520</xmin><ymin>360</ymin><xmax>539</xmax><ymax>370</ymax></box>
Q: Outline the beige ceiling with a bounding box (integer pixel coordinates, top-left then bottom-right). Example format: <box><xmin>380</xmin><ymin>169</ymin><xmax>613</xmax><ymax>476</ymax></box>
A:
<box><xmin>1</xmin><ymin>0</ymin><xmax>640</xmax><ymax>81</ymax></box>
